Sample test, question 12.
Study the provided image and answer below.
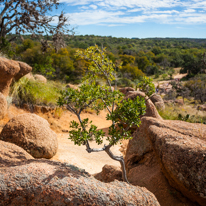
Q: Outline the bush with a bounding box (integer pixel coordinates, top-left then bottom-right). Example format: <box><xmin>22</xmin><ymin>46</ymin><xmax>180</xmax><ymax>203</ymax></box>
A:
<box><xmin>10</xmin><ymin>77</ymin><xmax>65</xmax><ymax>106</ymax></box>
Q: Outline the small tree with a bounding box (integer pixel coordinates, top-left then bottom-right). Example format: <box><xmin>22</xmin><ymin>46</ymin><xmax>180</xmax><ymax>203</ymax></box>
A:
<box><xmin>58</xmin><ymin>45</ymin><xmax>155</xmax><ymax>183</ymax></box>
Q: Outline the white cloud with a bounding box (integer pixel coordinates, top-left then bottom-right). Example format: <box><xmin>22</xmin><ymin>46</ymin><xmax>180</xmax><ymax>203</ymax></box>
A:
<box><xmin>90</xmin><ymin>4</ymin><xmax>98</xmax><ymax>9</ymax></box>
<box><xmin>59</xmin><ymin>0</ymin><xmax>206</xmax><ymax>25</ymax></box>
<box><xmin>184</xmin><ymin>9</ymin><xmax>196</xmax><ymax>13</ymax></box>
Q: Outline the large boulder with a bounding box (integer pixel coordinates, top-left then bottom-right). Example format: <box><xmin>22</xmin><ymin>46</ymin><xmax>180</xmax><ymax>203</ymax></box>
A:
<box><xmin>94</xmin><ymin>164</ymin><xmax>123</xmax><ymax>183</ymax></box>
<box><xmin>34</xmin><ymin>74</ymin><xmax>47</xmax><ymax>83</ymax></box>
<box><xmin>0</xmin><ymin>92</ymin><xmax>7</xmax><ymax>120</ymax></box>
<box><xmin>150</xmin><ymin>93</ymin><xmax>165</xmax><ymax>111</ymax></box>
<box><xmin>14</xmin><ymin>61</ymin><xmax>32</xmax><ymax>81</ymax></box>
<box><xmin>0</xmin><ymin>113</ymin><xmax>58</xmax><ymax>159</ymax></box>
<box><xmin>125</xmin><ymin>117</ymin><xmax>206</xmax><ymax>206</ymax></box>
<box><xmin>0</xmin><ymin>140</ymin><xmax>33</xmax><ymax>167</ymax></box>
<box><xmin>0</xmin><ymin>159</ymin><xmax>160</xmax><ymax>206</ymax></box>
<box><xmin>0</xmin><ymin>57</ymin><xmax>20</xmax><ymax>96</ymax></box>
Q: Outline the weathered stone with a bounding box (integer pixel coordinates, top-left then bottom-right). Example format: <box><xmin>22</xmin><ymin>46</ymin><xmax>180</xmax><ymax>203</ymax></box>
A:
<box><xmin>125</xmin><ymin>116</ymin><xmax>206</xmax><ymax>206</ymax></box>
<box><xmin>34</xmin><ymin>74</ymin><xmax>47</xmax><ymax>83</ymax></box>
<box><xmin>0</xmin><ymin>113</ymin><xmax>58</xmax><ymax>159</ymax></box>
<box><xmin>94</xmin><ymin>164</ymin><xmax>123</xmax><ymax>183</ymax></box>
<box><xmin>66</xmin><ymin>83</ymin><xmax>79</xmax><ymax>91</ymax></box>
<box><xmin>0</xmin><ymin>92</ymin><xmax>7</xmax><ymax>120</ymax></box>
<box><xmin>24</xmin><ymin>72</ymin><xmax>35</xmax><ymax>81</ymax></box>
<box><xmin>14</xmin><ymin>61</ymin><xmax>32</xmax><ymax>81</ymax></box>
<box><xmin>0</xmin><ymin>57</ymin><xmax>20</xmax><ymax>96</ymax></box>
<box><xmin>119</xmin><ymin>87</ymin><xmax>135</xmax><ymax>95</ymax></box>
<box><xmin>0</xmin><ymin>159</ymin><xmax>160</xmax><ymax>206</ymax></box>
<box><xmin>150</xmin><ymin>93</ymin><xmax>165</xmax><ymax>111</ymax></box>
<box><xmin>145</xmin><ymin>117</ymin><xmax>206</xmax><ymax>206</ymax></box>
<box><xmin>0</xmin><ymin>140</ymin><xmax>33</xmax><ymax>167</ymax></box>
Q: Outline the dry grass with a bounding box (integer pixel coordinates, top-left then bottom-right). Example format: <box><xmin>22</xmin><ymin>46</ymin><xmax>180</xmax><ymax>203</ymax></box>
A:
<box><xmin>159</xmin><ymin>103</ymin><xmax>206</xmax><ymax>123</ymax></box>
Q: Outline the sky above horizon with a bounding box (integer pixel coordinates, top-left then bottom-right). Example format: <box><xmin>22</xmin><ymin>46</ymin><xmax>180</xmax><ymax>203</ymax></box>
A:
<box><xmin>57</xmin><ymin>0</ymin><xmax>206</xmax><ymax>38</ymax></box>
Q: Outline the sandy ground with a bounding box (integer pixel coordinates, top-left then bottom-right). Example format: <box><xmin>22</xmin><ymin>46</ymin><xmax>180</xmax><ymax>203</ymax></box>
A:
<box><xmin>0</xmin><ymin>106</ymin><xmax>122</xmax><ymax>174</ymax></box>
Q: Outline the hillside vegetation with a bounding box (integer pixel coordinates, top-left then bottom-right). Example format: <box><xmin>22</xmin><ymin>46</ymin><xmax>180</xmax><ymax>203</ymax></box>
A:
<box><xmin>1</xmin><ymin>35</ymin><xmax>206</xmax><ymax>124</ymax></box>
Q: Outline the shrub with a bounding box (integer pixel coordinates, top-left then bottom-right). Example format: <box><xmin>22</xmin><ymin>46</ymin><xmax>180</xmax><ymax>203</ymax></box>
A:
<box><xmin>10</xmin><ymin>77</ymin><xmax>64</xmax><ymax>107</ymax></box>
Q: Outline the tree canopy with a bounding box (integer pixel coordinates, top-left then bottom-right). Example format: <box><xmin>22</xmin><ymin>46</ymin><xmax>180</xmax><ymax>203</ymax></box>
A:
<box><xmin>0</xmin><ymin>0</ymin><xmax>72</xmax><ymax>51</ymax></box>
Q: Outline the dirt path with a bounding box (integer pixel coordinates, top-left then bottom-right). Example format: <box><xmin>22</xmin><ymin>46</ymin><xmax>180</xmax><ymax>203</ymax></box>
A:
<box><xmin>0</xmin><ymin>106</ymin><xmax>122</xmax><ymax>174</ymax></box>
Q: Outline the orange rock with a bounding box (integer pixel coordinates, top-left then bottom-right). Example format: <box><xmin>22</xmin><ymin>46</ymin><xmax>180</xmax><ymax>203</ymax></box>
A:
<box><xmin>0</xmin><ymin>57</ymin><xmax>20</xmax><ymax>96</ymax></box>
<box><xmin>0</xmin><ymin>113</ymin><xmax>58</xmax><ymax>158</ymax></box>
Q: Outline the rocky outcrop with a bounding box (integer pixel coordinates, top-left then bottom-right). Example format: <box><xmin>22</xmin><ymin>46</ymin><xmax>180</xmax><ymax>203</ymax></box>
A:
<box><xmin>119</xmin><ymin>87</ymin><xmax>135</xmax><ymax>95</ymax></box>
<box><xmin>0</xmin><ymin>92</ymin><xmax>7</xmax><ymax>120</ymax></box>
<box><xmin>94</xmin><ymin>164</ymin><xmax>123</xmax><ymax>183</ymax></box>
<box><xmin>125</xmin><ymin>117</ymin><xmax>206</xmax><ymax>206</ymax></box>
<box><xmin>14</xmin><ymin>61</ymin><xmax>32</xmax><ymax>81</ymax></box>
<box><xmin>150</xmin><ymin>93</ymin><xmax>165</xmax><ymax>111</ymax></box>
<box><xmin>0</xmin><ymin>57</ymin><xmax>20</xmax><ymax>96</ymax></box>
<box><xmin>0</xmin><ymin>140</ymin><xmax>33</xmax><ymax>167</ymax></box>
<box><xmin>0</xmin><ymin>113</ymin><xmax>58</xmax><ymax>159</ymax></box>
<box><xmin>34</xmin><ymin>74</ymin><xmax>47</xmax><ymax>83</ymax></box>
<box><xmin>126</xmin><ymin>91</ymin><xmax>162</xmax><ymax>119</ymax></box>
<box><xmin>0</xmin><ymin>159</ymin><xmax>160</xmax><ymax>206</ymax></box>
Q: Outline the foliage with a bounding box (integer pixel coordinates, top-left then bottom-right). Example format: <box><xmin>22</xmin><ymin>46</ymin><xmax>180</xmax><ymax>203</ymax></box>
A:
<box><xmin>137</xmin><ymin>76</ymin><xmax>155</xmax><ymax>97</ymax></box>
<box><xmin>0</xmin><ymin>0</ymin><xmax>72</xmax><ymax>52</ymax></box>
<box><xmin>58</xmin><ymin>45</ymin><xmax>155</xmax><ymax>183</ymax></box>
<box><xmin>180</xmin><ymin>51</ymin><xmax>206</xmax><ymax>75</ymax></box>
<box><xmin>170</xmin><ymin>81</ymin><xmax>191</xmax><ymax>102</ymax></box>
<box><xmin>10</xmin><ymin>77</ymin><xmax>64</xmax><ymax>106</ymax></box>
<box><xmin>184</xmin><ymin>75</ymin><xmax>206</xmax><ymax>103</ymax></box>
<box><xmin>2</xmin><ymin>34</ymin><xmax>206</xmax><ymax>83</ymax></box>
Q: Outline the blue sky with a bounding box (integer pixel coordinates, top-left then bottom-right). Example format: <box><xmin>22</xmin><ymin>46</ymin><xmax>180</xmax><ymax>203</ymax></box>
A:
<box><xmin>43</xmin><ymin>0</ymin><xmax>206</xmax><ymax>38</ymax></box>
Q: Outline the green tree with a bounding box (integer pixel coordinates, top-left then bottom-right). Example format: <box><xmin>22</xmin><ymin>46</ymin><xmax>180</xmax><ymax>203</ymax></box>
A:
<box><xmin>58</xmin><ymin>45</ymin><xmax>155</xmax><ymax>183</ymax></box>
<box><xmin>21</xmin><ymin>44</ymin><xmax>55</xmax><ymax>77</ymax></box>
<box><xmin>119</xmin><ymin>54</ymin><xmax>135</xmax><ymax>66</ymax></box>
<box><xmin>136</xmin><ymin>56</ymin><xmax>150</xmax><ymax>72</ymax></box>
<box><xmin>0</xmin><ymin>0</ymin><xmax>71</xmax><ymax>46</ymax></box>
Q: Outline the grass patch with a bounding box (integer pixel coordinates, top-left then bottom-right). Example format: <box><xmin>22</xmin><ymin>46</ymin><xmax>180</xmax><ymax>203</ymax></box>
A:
<box><xmin>10</xmin><ymin>77</ymin><xmax>65</xmax><ymax>107</ymax></box>
<box><xmin>159</xmin><ymin>104</ymin><xmax>206</xmax><ymax>124</ymax></box>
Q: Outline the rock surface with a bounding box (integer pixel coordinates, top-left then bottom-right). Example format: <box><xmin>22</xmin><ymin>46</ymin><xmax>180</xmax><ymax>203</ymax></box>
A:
<box><xmin>24</xmin><ymin>72</ymin><xmax>35</xmax><ymax>81</ymax></box>
<box><xmin>34</xmin><ymin>74</ymin><xmax>47</xmax><ymax>83</ymax></box>
<box><xmin>0</xmin><ymin>159</ymin><xmax>160</xmax><ymax>206</ymax></box>
<box><xmin>0</xmin><ymin>92</ymin><xmax>7</xmax><ymax>120</ymax></box>
<box><xmin>14</xmin><ymin>61</ymin><xmax>32</xmax><ymax>81</ymax></box>
<box><xmin>125</xmin><ymin>116</ymin><xmax>206</xmax><ymax>206</ymax></box>
<box><xmin>94</xmin><ymin>164</ymin><xmax>123</xmax><ymax>183</ymax></box>
<box><xmin>0</xmin><ymin>140</ymin><xmax>33</xmax><ymax>167</ymax></box>
<box><xmin>0</xmin><ymin>113</ymin><xmax>58</xmax><ymax>159</ymax></box>
<box><xmin>119</xmin><ymin>87</ymin><xmax>135</xmax><ymax>95</ymax></box>
<box><xmin>150</xmin><ymin>93</ymin><xmax>165</xmax><ymax>111</ymax></box>
<box><xmin>0</xmin><ymin>57</ymin><xmax>20</xmax><ymax>96</ymax></box>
